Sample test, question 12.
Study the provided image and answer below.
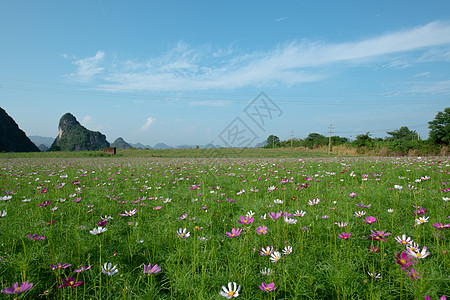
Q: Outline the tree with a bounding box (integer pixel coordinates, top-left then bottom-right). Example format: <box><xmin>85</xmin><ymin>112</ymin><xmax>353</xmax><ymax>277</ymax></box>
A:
<box><xmin>265</xmin><ymin>135</ymin><xmax>280</xmax><ymax>148</ymax></box>
<box><xmin>304</xmin><ymin>133</ymin><xmax>327</xmax><ymax>149</ymax></box>
<box><xmin>386</xmin><ymin>126</ymin><xmax>418</xmax><ymax>142</ymax></box>
<box><xmin>353</xmin><ymin>132</ymin><xmax>372</xmax><ymax>148</ymax></box>
<box><xmin>428</xmin><ymin>108</ymin><xmax>450</xmax><ymax>145</ymax></box>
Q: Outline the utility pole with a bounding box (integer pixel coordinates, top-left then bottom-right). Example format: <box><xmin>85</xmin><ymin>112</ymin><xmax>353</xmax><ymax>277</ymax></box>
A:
<box><xmin>291</xmin><ymin>130</ymin><xmax>293</xmax><ymax>149</ymax></box>
<box><xmin>328</xmin><ymin>124</ymin><xmax>333</xmax><ymax>155</ymax></box>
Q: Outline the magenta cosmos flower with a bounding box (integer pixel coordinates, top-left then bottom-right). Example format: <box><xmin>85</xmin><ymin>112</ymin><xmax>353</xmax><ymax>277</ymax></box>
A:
<box><xmin>395</xmin><ymin>251</ymin><xmax>417</xmax><ymax>269</ymax></box>
<box><xmin>225</xmin><ymin>228</ymin><xmax>242</xmax><ymax>237</ymax></box>
<box><xmin>338</xmin><ymin>232</ymin><xmax>351</xmax><ymax>239</ymax></box>
<box><xmin>267</xmin><ymin>211</ymin><xmax>283</xmax><ymax>220</ymax></box>
<box><xmin>259</xmin><ymin>282</ymin><xmax>277</xmax><ymax>292</ymax></box>
<box><xmin>51</xmin><ymin>263</ymin><xmax>72</xmax><ymax>270</ymax></box>
<box><xmin>363</xmin><ymin>216</ymin><xmax>377</xmax><ymax>224</ymax></box>
<box><xmin>256</xmin><ymin>225</ymin><xmax>267</xmax><ymax>235</ymax></box>
<box><xmin>27</xmin><ymin>234</ymin><xmax>45</xmax><ymax>241</ymax></box>
<box><xmin>1</xmin><ymin>281</ymin><xmax>33</xmax><ymax>294</ymax></box>
<box><xmin>143</xmin><ymin>263</ymin><xmax>161</xmax><ymax>274</ymax></box>
<box><xmin>73</xmin><ymin>265</ymin><xmax>92</xmax><ymax>273</ymax></box>
<box><xmin>59</xmin><ymin>277</ymin><xmax>83</xmax><ymax>288</ymax></box>
<box><xmin>237</xmin><ymin>215</ymin><xmax>254</xmax><ymax>224</ymax></box>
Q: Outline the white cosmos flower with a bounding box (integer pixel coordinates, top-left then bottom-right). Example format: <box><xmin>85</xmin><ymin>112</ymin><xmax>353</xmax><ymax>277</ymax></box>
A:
<box><xmin>415</xmin><ymin>216</ymin><xmax>429</xmax><ymax>226</ymax></box>
<box><xmin>260</xmin><ymin>267</ymin><xmax>273</xmax><ymax>276</ymax></box>
<box><xmin>407</xmin><ymin>246</ymin><xmax>430</xmax><ymax>259</ymax></box>
<box><xmin>90</xmin><ymin>227</ymin><xmax>108</xmax><ymax>235</ymax></box>
<box><xmin>270</xmin><ymin>251</ymin><xmax>281</xmax><ymax>263</ymax></box>
<box><xmin>219</xmin><ymin>282</ymin><xmax>241</xmax><ymax>299</ymax></box>
<box><xmin>101</xmin><ymin>262</ymin><xmax>118</xmax><ymax>276</ymax></box>
<box><xmin>283</xmin><ymin>246</ymin><xmax>293</xmax><ymax>255</ymax></box>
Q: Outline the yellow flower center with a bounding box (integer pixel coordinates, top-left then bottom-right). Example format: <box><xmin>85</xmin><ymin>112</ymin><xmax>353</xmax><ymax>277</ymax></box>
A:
<box><xmin>266</xmin><ymin>287</ymin><xmax>271</xmax><ymax>290</ymax></box>
<box><xmin>400</xmin><ymin>259</ymin><xmax>406</xmax><ymax>264</ymax></box>
<box><xmin>15</xmin><ymin>286</ymin><xmax>21</xmax><ymax>291</ymax></box>
<box><xmin>228</xmin><ymin>291</ymin><xmax>235</xmax><ymax>296</ymax></box>
<box><xmin>416</xmin><ymin>253</ymin><xmax>422</xmax><ymax>258</ymax></box>
<box><xmin>70</xmin><ymin>281</ymin><xmax>74</xmax><ymax>286</ymax></box>
<box><xmin>401</xmin><ymin>241</ymin><xmax>407</xmax><ymax>244</ymax></box>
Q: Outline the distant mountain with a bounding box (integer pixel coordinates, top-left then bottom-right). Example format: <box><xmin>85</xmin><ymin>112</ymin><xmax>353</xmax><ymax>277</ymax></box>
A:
<box><xmin>111</xmin><ymin>137</ymin><xmax>132</xmax><ymax>149</ymax></box>
<box><xmin>29</xmin><ymin>136</ymin><xmax>54</xmax><ymax>148</ymax></box>
<box><xmin>49</xmin><ymin>113</ymin><xmax>110</xmax><ymax>151</ymax></box>
<box><xmin>130</xmin><ymin>142</ymin><xmax>153</xmax><ymax>149</ymax></box>
<box><xmin>153</xmin><ymin>143</ymin><xmax>172</xmax><ymax>149</ymax></box>
<box><xmin>0</xmin><ymin>107</ymin><xmax>40</xmax><ymax>152</ymax></box>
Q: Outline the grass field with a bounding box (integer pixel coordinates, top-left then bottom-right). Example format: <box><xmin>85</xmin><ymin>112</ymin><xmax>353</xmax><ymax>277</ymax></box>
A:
<box><xmin>0</xmin><ymin>153</ymin><xmax>448</xmax><ymax>299</ymax></box>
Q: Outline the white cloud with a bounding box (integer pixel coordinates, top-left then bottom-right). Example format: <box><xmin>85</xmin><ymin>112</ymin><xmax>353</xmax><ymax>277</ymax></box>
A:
<box><xmin>67</xmin><ymin>51</ymin><xmax>105</xmax><ymax>81</ymax></box>
<box><xmin>139</xmin><ymin>117</ymin><xmax>156</xmax><ymax>131</ymax></box>
<box><xmin>81</xmin><ymin>115</ymin><xmax>92</xmax><ymax>126</ymax></box>
<box><xmin>68</xmin><ymin>21</ymin><xmax>450</xmax><ymax>91</ymax></box>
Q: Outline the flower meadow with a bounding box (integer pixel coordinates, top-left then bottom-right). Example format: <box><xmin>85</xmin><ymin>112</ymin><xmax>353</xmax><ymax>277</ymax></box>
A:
<box><xmin>0</xmin><ymin>156</ymin><xmax>449</xmax><ymax>299</ymax></box>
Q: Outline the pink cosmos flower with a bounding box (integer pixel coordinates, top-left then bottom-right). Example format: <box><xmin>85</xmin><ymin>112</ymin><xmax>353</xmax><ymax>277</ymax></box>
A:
<box><xmin>225</xmin><ymin>228</ymin><xmax>242</xmax><ymax>238</ymax></box>
<box><xmin>267</xmin><ymin>211</ymin><xmax>283</xmax><ymax>220</ymax></box>
<box><xmin>259</xmin><ymin>282</ymin><xmax>277</xmax><ymax>292</ymax></box>
<box><xmin>256</xmin><ymin>225</ymin><xmax>267</xmax><ymax>235</ymax></box>
<box><xmin>143</xmin><ymin>263</ymin><xmax>161</xmax><ymax>274</ymax></box>
<box><xmin>338</xmin><ymin>232</ymin><xmax>351</xmax><ymax>240</ymax></box>
<box><xmin>363</xmin><ymin>216</ymin><xmax>377</xmax><ymax>224</ymax></box>
<box><xmin>1</xmin><ymin>281</ymin><xmax>33</xmax><ymax>294</ymax></box>
<box><xmin>59</xmin><ymin>277</ymin><xmax>83</xmax><ymax>288</ymax></box>
<box><xmin>237</xmin><ymin>215</ymin><xmax>254</xmax><ymax>225</ymax></box>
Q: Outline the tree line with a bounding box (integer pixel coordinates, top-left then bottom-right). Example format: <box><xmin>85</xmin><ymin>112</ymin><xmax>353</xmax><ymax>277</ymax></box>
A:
<box><xmin>263</xmin><ymin>107</ymin><xmax>450</xmax><ymax>155</ymax></box>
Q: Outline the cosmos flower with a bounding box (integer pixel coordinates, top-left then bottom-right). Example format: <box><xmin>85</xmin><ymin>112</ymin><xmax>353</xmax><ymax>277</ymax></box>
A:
<box><xmin>335</xmin><ymin>222</ymin><xmax>348</xmax><ymax>228</ymax></box>
<box><xmin>219</xmin><ymin>282</ymin><xmax>241</xmax><ymax>299</ymax></box>
<box><xmin>51</xmin><ymin>263</ymin><xmax>72</xmax><ymax>270</ymax></box>
<box><xmin>259</xmin><ymin>282</ymin><xmax>277</xmax><ymax>291</ymax></box>
<box><xmin>178</xmin><ymin>214</ymin><xmax>188</xmax><ymax>220</ymax></box>
<box><xmin>246</xmin><ymin>210</ymin><xmax>255</xmax><ymax>218</ymax></box>
<box><xmin>1</xmin><ymin>281</ymin><xmax>33</xmax><ymax>294</ymax></box>
<box><xmin>237</xmin><ymin>215</ymin><xmax>254</xmax><ymax>224</ymax></box>
<box><xmin>406</xmin><ymin>242</ymin><xmax>420</xmax><ymax>253</ymax></box>
<box><xmin>354</xmin><ymin>211</ymin><xmax>366</xmax><ymax>217</ymax></box>
<box><xmin>256</xmin><ymin>225</ymin><xmax>267</xmax><ymax>235</ymax></box>
<box><xmin>120</xmin><ymin>209</ymin><xmax>137</xmax><ymax>217</ymax></box>
<box><xmin>225</xmin><ymin>228</ymin><xmax>242</xmax><ymax>238</ymax></box>
<box><xmin>274</xmin><ymin>199</ymin><xmax>283</xmax><ymax>204</ymax></box>
<box><xmin>367</xmin><ymin>272</ymin><xmax>381</xmax><ymax>279</ymax></box>
<box><xmin>356</xmin><ymin>203</ymin><xmax>371</xmax><ymax>208</ymax></box>
<box><xmin>294</xmin><ymin>210</ymin><xmax>306</xmax><ymax>217</ymax></box>
<box><xmin>267</xmin><ymin>211</ymin><xmax>283</xmax><ymax>220</ymax></box>
<box><xmin>407</xmin><ymin>246</ymin><xmax>430</xmax><ymax>259</ymax></box>
<box><xmin>394</xmin><ymin>234</ymin><xmax>414</xmax><ymax>246</ymax></box>
<box><xmin>405</xmin><ymin>268</ymin><xmax>420</xmax><ymax>280</ymax></box>
<box><xmin>395</xmin><ymin>251</ymin><xmax>417</xmax><ymax>269</ymax></box>
<box><xmin>362</xmin><ymin>216</ymin><xmax>377</xmax><ymax>224</ymax></box>
<box><xmin>27</xmin><ymin>234</ymin><xmax>46</xmax><ymax>241</ymax></box>
<box><xmin>307</xmin><ymin>198</ymin><xmax>320</xmax><ymax>206</ymax></box>
<box><xmin>338</xmin><ymin>232</ymin><xmax>351</xmax><ymax>240</ymax></box>
<box><xmin>89</xmin><ymin>227</ymin><xmax>107</xmax><ymax>235</ymax></box>
<box><xmin>59</xmin><ymin>277</ymin><xmax>83</xmax><ymax>288</ymax></box>
<box><xmin>387</xmin><ymin>209</ymin><xmax>394</xmax><ymax>213</ymax></box>
<box><xmin>73</xmin><ymin>265</ymin><xmax>92</xmax><ymax>273</ymax></box>
<box><xmin>270</xmin><ymin>251</ymin><xmax>281</xmax><ymax>263</ymax></box>
<box><xmin>143</xmin><ymin>263</ymin><xmax>161</xmax><ymax>274</ymax></box>
<box><xmin>101</xmin><ymin>262</ymin><xmax>118</xmax><ymax>276</ymax></box>
<box><xmin>177</xmin><ymin>228</ymin><xmax>191</xmax><ymax>238</ymax></box>
<box><xmin>260</xmin><ymin>267</ymin><xmax>272</xmax><ymax>275</ymax></box>
<box><xmin>432</xmin><ymin>223</ymin><xmax>450</xmax><ymax>229</ymax></box>
<box><xmin>260</xmin><ymin>246</ymin><xmax>274</xmax><ymax>256</ymax></box>
<box><xmin>415</xmin><ymin>216</ymin><xmax>429</xmax><ymax>226</ymax></box>
<box><xmin>284</xmin><ymin>217</ymin><xmax>298</xmax><ymax>224</ymax></box>
<box><xmin>283</xmin><ymin>246</ymin><xmax>293</xmax><ymax>255</ymax></box>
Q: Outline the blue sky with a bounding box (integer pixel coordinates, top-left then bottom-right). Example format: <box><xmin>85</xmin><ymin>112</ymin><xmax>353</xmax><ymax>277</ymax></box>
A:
<box><xmin>1</xmin><ymin>1</ymin><xmax>450</xmax><ymax>147</ymax></box>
